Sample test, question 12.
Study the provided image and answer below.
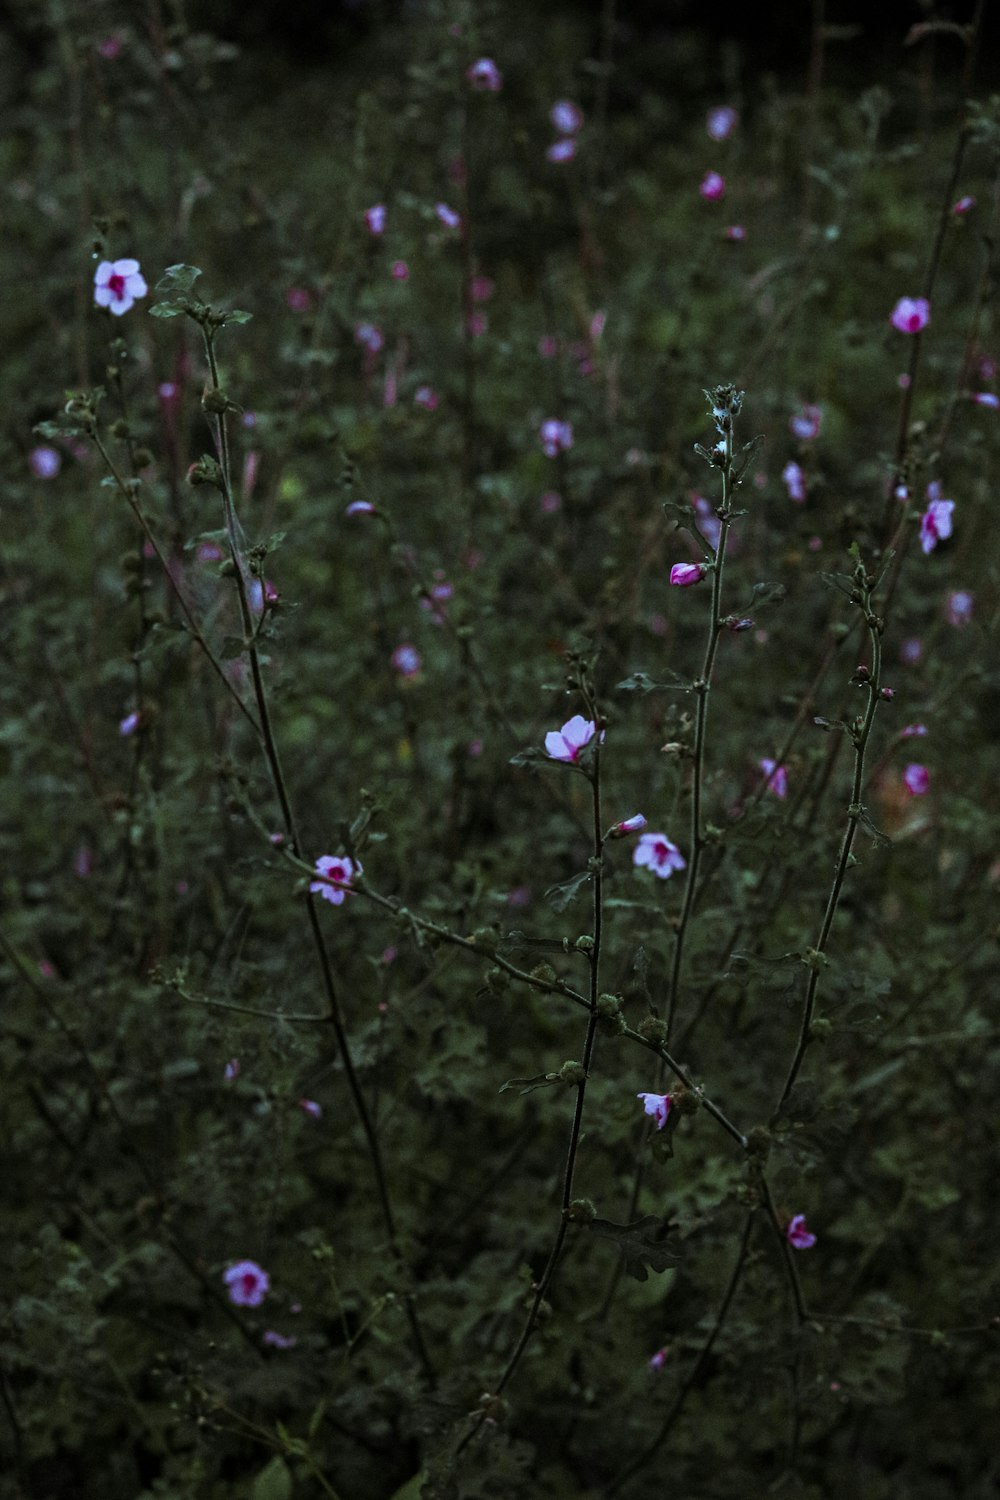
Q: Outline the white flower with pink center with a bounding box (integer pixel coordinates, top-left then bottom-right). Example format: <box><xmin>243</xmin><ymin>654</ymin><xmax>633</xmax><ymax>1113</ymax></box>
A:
<box><xmin>637</xmin><ymin>1091</ymin><xmax>672</xmax><ymax>1129</ymax></box>
<box><xmin>310</xmin><ymin>854</ymin><xmax>360</xmax><ymax>905</ymax></box>
<box><xmin>633</xmin><ymin>834</ymin><xmax>686</xmax><ymax>879</ymax></box>
<box><xmin>93</xmin><ymin>258</ymin><xmax>148</xmax><ymax>316</ymax></box>
<box><xmin>224</xmin><ymin>1259</ymin><xmax>270</xmax><ymax>1306</ymax></box>
<box><xmin>544</xmin><ymin>714</ymin><xmax>598</xmax><ymax>763</ymax></box>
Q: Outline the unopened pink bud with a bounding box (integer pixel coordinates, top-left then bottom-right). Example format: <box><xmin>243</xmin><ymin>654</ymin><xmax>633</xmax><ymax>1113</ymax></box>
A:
<box><xmin>669</xmin><ymin>562</ymin><xmax>705</xmax><ymax>587</ymax></box>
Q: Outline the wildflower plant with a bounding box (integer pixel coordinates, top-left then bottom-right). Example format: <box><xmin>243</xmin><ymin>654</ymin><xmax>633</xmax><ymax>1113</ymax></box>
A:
<box><xmin>5</xmin><ymin>5</ymin><xmax>1000</xmax><ymax>1498</ymax></box>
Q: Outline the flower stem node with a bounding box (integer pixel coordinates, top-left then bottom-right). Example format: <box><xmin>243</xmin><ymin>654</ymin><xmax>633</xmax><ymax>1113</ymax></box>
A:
<box><xmin>802</xmin><ymin>947</ymin><xmax>828</xmax><ymax>971</ymax></box>
<box><xmin>566</xmin><ymin>1197</ymin><xmax>597</xmax><ymax>1223</ymax></box>
<box><xmin>637</xmin><ymin>1016</ymin><xmax>668</xmax><ymax>1045</ymax></box>
<box><xmin>745</xmin><ymin>1125</ymin><xmax>772</xmax><ymax>1165</ymax></box>
<box><xmin>531</xmin><ymin>962</ymin><xmax>557</xmax><ymax>985</ymax></box>
<box><xmin>574</xmin><ymin>935</ymin><xmax>595</xmax><ymax>954</ymax></box>
<box><xmin>596</xmin><ymin>993</ymin><xmax>625</xmax><ymax>1034</ymax></box>
<box><xmin>559</xmin><ymin>1060</ymin><xmax>588</xmax><ymax>1086</ymax></box>
<box><xmin>187</xmin><ymin>454</ymin><xmax>224</xmax><ymax>489</ymax></box>
<box><xmin>809</xmin><ymin>1016</ymin><xmax>833</xmax><ymax>1042</ymax></box>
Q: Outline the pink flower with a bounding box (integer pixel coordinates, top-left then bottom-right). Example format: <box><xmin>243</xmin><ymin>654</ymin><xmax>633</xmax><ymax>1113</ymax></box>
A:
<box><xmin>299</xmin><ymin>1098</ymin><xmax>322</xmax><ymax>1120</ymax></box>
<box><xmin>612</xmin><ymin>814</ymin><xmax>648</xmax><ymax>836</ymax></box>
<box><xmin>354</xmin><ymin>321</ymin><xmax>384</xmax><ymax>353</ymax></box>
<box><xmin>900</xmin><ymin>638</ymin><xmax>922</xmax><ymax>664</ymax></box>
<box><xmin>119</xmin><ymin>711</ymin><xmax>140</xmax><ymax>737</ymax></box>
<box><xmin>466</xmin><ymin>57</ymin><xmax>502</xmax><ymax>91</ymax></box>
<box><xmin>30</xmin><ymin>445</ymin><xmax>61</xmax><ymax>478</ymax></box>
<box><xmin>706</xmin><ymin>105</ymin><xmax>738</xmax><ymax>140</ymax></box>
<box><xmin>890</xmin><ymin>297</ymin><xmax>930</xmax><ymax>334</ymax></box>
<box><xmin>287</xmin><ymin>287</ymin><xmax>312</xmax><ymax>312</ymax></box>
<box><xmin>759</xmin><ymin>758</ymin><xmax>788</xmax><ymax>798</ymax></box>
<box><xmin>648</xmin><ymin>1347</ymin><xmax>668</xmax><ymax>1371</ymax></box>
<box><xmin>903</xmin><ymin>763</ymin><xmax>930</xmax><ymax>796</ymax></box>
<box><xmin>546</xmin><ymin>139</ymin><xmax>577</xmax><ymax>164</ymax></box>
<box><xmin>223</xmin><ymin>1058</ymin><xmax>240</xmax><ymax>1082</ymax></box>
<box><xmin>544</xmin><ymin>714</ymin><xmax>598</xmax><ymax>763</ymax></box>
<box><xmin>262</xmin><ymin>1330</ymin><xmax>297</xmax><ymax>1349</ymax></box>
<box><xmin>346</xmin><ymin>500</ymin><xmax>375</xmax><ymax>516</ymax></box>
<box><xmin>391</xmin><ymin>643</ymin><xmax>422</xmax><ymax>677</ymax></box>
<box><xmin>953</xmin><ymin>195</ymin><xmax>976</xmax><ymax>214</ymax></box>
<box><xmin>782</xmin><ymin>460</ymin><xmax>807</xmax><ymax>502</ymax></box>
<box><xmin>972</xmin><ymin>391</ymin><xmax>999</xmax><ymax>409</ymax></box>
<box><xmin>919</xmin><ymin>495</ymin><xmax>954</xmax><ymax>553</ymax></box>
<box><xmin>538</xmin><ymin>334</ymin><xmax>558</xmax><ymax>359</ymax></box>
<box><xmin>637</xmin><ymin>1091</ymin><xmax>672</xmax><ymax>1129</ymax></box>
<box><xmin>633</xmin><ymin>834</ymin><xmax>686</xmax><ymax>879</ymax></box>
<box><xmin>979</xmin><ymin>355</ymin><xmax>997</xmax><ymax>380</ymax></box>
<box><xmin>946</xmin><ymin>589</ymin><xmax>974</xmax><ymax>626</ymax></box>
<box><xmin>786</xmin><ymin>1215</ymin><xmax>816</xmax><ymax>1250</ymax></box>
<box><xmin>224</xmin><ymin>1259</ymin><xmax>270</xmax><ymax>1306</ymax></box>
<box><xmin>73</xmin><ymin>845</ymin><xmax>93</xmax><ymax>878</ymax></box>
<box><xmin>414</xmin><ymin>386</ymin><xmax>439</xmax><ymax>410</ymax></box>
<box><xmin>364</xmin><ymin>203</ymin><xmax>387</xmax><ymax>236</ymax></box>
<box><xmin>725</xmin><ymin>224</ymin><xmax>747</xmax><ymax>241</ymax></box>
<box><xmin>310</xmin><ymin>854</ymin><xmax>359</xmax><ymax>905</ymax></box>
<box><xmin>699</xmin><ymin>171</ymin><xmax>726</xmax><ymax>202</ymax></box>
<box><xmin>550</xmin><ymin>99</ymin><xmax>584</xmax><ymax>134</ymax></box>
<box><xmin>789</xmin><ymin>404</ymin><xmax>822</xmax><ymax>442</ymax></box>
<box><xmin>669</xmin><ymin>562</ymin><xmax>705</xmax><ymax>587</ymax></box>
<box><xmin>901</xmin><ymin>722</ymin><xmax>928</xmax><ymax>738</ymax></box>
<box><xmin>470</xmin><ymin>275</ymin><xmax>495</xmax><ymax>303</ymax></box>
<box><xmin>540</xmin><ymin>418</ymin><xmax>574</xmax><ymax>457</ymax></box>
<box><xmin>540</xmin><ymin>490</ymin><xmax>562</xmax><ymax>513</ymax></box>
<box><xmin>97</xmin><ymin>32</ymin><xmax>124</xmax><ymax>60</ymax></box>
<box><xmin>93</xmin><ymin>258</ymin><xmax>148</xmax><ymax>316</ymax></box>
<box><xmin>434</xmin><ymin>201</ymin><xmax>462</xmax><ymax>230</ymax></box>
<box><xmin>391</xmin><ymin>260</ymin><xmax>409</xmax><ymax>281</ymax></box>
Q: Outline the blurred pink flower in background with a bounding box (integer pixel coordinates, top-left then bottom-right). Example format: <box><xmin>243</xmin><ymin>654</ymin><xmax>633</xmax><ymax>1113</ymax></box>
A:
<box><xmin>633</xmin><ymin>834</ymin><xmax>686</xmax><ymax>879</ymax></box>
<box><xmin>759</xmin><ymin>758</ymin><xmax>788</xmax><ymax>798</ymax></box>
<box><xmin>919</xmin><ymin>488</ymin><xmax>954</xmax><ymax>553</ymax></box>
<box><xmin>546</xmin><ymin>139</ymin><xmax>577</xmax><ymax>163</ymax></box>
<box><xmin>391</xmin><ymin>643</ymin><xmax>422</xmax><ymax>677</ymax></box>
<box><xmin>540</xmin><ymin>418</ymin><xmax>573</xmax><ymax>457</ymax></box>
<box><xmin>699</xmin><ymin>171</ymin><xmax>726</xmax><ymax>201</ymax></box>
<box><xmin>903</xmin><ymin>763</ymin><xmax>930</xmax><ymax>796</ymax></box>
<box><xmin>946</xmin><ymin>589</ymin><xmax>973</xmax><ymax>626</ymax></box>
<box><xmin>414</xmin><ymin>386</ymin><xmax>439</xmax><ymax>410</ymax></box>
<box><xmin>790</xmin><ymin>404</ymin><xmax>822</xmax><ymax>441</ymax></box>
<box><xmin>782</xmin><ymin>460</ymin><xmax>807</xmax><ymax>502</ymax></box>
<box><xmin>310</xmin><ymin>854</ymin><xmax>359</xmax><ymax>905</ymax></box>
<box><xmin>670</xmin><ymin>562</ymin><xmax>705</xmax><ymax>587</ymax></box>
<box><xmin>224</xmin><ymin>1260</ymin><xmax>270</xmax><ymax>1306</ymax></box>
<box><xmin>953</xmin><ymin>195</ymin><xmax>976</xmax><ymax>214</ymax></box>
<box><xmin>786</xmin><ymin>1215</ymin><xmax>816</xmax><ymax>1250</ymax></box>
<box><xmin>286</xmin><ymin>287</ymin><xmax>312</xmax><ymax>312</ymax></box>
<box><xmin>30</xmin><ymin>446</ymin><xmax>61</xmax><ymax>478</ymax></box>
<box><xmin>364</xmin><ymin>203</ymin><xmax>387</xmax><ymax>235</ymax></box>
<box><xmin>706</xmin><ymin>105</ymin><xmax>738</xmax><ymax>140</ymax></box>
<box><xmin>434</xmin><ymin>201</ymin><xmax>462</xmax><ymax>230</ymax></box>
<box><xmin>391</xmin><ymin>260</ymin><xmax>409</xmax><ymax>281</ymax></box>
<box><xmin>550</xmin><ymin>99</ymin><xmax>584</xmax><ymax>133</ymax></box>
<box><xmin>466</xmin><ymin>57</ymin><xmax>502</xmax><ymax>91</ymax></box>
<box><xmin>890</xmin><ymin>296</ymin><xmax>930</xmax><ymax>334</ymax></box>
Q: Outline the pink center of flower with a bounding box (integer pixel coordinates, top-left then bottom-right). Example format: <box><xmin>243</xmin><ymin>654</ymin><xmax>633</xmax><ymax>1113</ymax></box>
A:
<box><xmin>241</xmin><ymin>1272</ymin><xmax>257</xmax><ymax>1296</ymax></box>
<box><xmin>108</xmin><ymin>272</ymin><xmax>127</xmax><ymax>301</ymax></box>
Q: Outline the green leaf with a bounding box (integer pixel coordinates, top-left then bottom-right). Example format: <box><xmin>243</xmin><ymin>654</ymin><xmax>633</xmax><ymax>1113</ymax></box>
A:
<box><xmin>616</xmin><ymin>670</ymin><xmax>689</xmax><ymax>694</ymax></box>
<box><xmin>543</xmin><ymin>870</ymin><xmax>592</xmax><ymax>912</ymax></box>
<box><xmin>154</xmin><ymin>263</ymin><xmax>203</xmax><ymax>294</ymax></box>
<box><xmin>223</xmin><ymin>307</ymin><xmax>253</xmax><ymax>325</ymax></box>
<box><xmin>749</xmin><ymin>581</ymin><xmax>787</xmax><ymax>608</ymax></box>
<box><xmin>148</xmin><ymin>300</ymin><xmax>190</xmax><ymax>319</ymax></box>
<box><xmin>389</xmin><ymin>1476</ymin><xmax>428</xmax><ymax>1500</ymax></box>
<box><xmin>588</xmin><ymin>1215</ymin><xmax>677</xmax><ymax>1281</ymax></box>
<box><xmin>499</xmin><ymin>1072</ymin><xmax>560</xmax><ymax>1096</ymax></box>
<box><xmin>250</xmin><ymin>1456</ymin><xmax>293</xmax><ymax>1500</ymax></box>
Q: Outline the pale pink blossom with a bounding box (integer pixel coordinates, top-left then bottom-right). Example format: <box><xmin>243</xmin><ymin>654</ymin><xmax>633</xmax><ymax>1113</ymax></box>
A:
<box><xmin>540</xmin><ymin>490</ymin><xmax>562</xmax><ymax>513</ymax></box>
<box><xmin>919</xmin><ymin>495</ymin><xmax>954</xmax><ymax>554</ymax></box>
<box><xmin>972</xmin><ymin>391</ymin><xmax>999</xmax><ymax>409</ymax></box>
<box><xmin>612</xmin><ymin>814</ymin><xmax>647</xmax><ymax>836</ymax></box>
<box><xmin>540</xmin><ymin>418</ymin><xmax>573</xmax><ymax>457</ymax></box>
<box><xmin>707</xmin><ymin>105</ymin><xmax>738</xmax><ymax>140</ymax></box>
<box><xmin>119</xmin><ymin>711</ymin><xmax>140</xmax><ymax>737</ymax></box>
<box><xmin>30</xmin><ymin>446</ymin><xmax>61</xmax><ymax>478</ymax></box>
<box><xmin>782</xmin><ymin>460</ymin><xmax>807</xmax><ymax>502</ymax></box>
<box><xmin>310</xmin><ymin>854</ymin><xmax>359</xmax><ymax>905</ymax></box>
<box><xmin>346</xmin><ymin>500</ymin><xmax>375</xmax><ymax>516</ymax></box>
<box><xmin>901</xmin><ymin>723</ymin><xmax>927</xmax><ymax>738</ymax></box>
<box><xmin>287</xmin><ymin>287</ymin><xmax>312</xmax><ymax>312</ymax></box>
<box><xmin>786</xmin><ymin>1215</ymin><xmax>816</xmax><ymax>1250</ymax></box>
<box><xmin>354</xmin><ymin>321</ymin><xmax>384</xmax><ymax>353</ymax></box>
<box><xmin>262</xmin><ymin>1330</ymin><xmax>297</xmax><ymax>1349</ymax></box>
<box><xmin>299</xmin><ymin>1098</ymin><xmax>322</xmax><ymax>1120</ymax></box>
<box><xmin>97</xmin><ymin>32</ymin><xmax>124</xmax><ymax>60</ymax></box>
<box><xmin>637</xmin><ymin>1092</ymin><xmax>672</xmax><ymax>1129</ymax></box>
<box><xmin>648</xmin><ymin>1347</ymin><xmax>668</xmax><ymax>1371</ymax></box>
<box><xmin>759</xmin><ymin>758</ymin><xmax>788</xmax><ymax>798</ymax></box>
<box><xmin>224</xmin><ymin>1260</ymin><xmax>270</xmax><ymax>1306</ymax></box>
<box><xmin>391</xmin><ymin>260</ymin><xmax>409</xmax><ymax>281</ymax></box>
<box><xmin>93</xmin><ymin>258</ymin><xmax>148</xmax><ymax>316</ymax></box>
<box><xmin>669</xmin><ymin>562</ymin><xmax>705</xmax><ymax>587</ymax></box>
<box><xmin>470</xmin><ymin>275</ymin><xmax>495</xmax><ymax>302</ymax></box>
<box><xmin>223</xmin><ymin>1058</ymin><xmax>240</xmax><ymax>1082</ymax></box>
<box><xmin>946</xmin><ymin>589</ymin><xmax>974</xmax><ymax>626</ymax></box>
<box><xmin>790</xmin><ymin>404</ymin><xmax>822</xmax><ymax>441</ymax></box>
<box><xmin>699</xmin><ymin>171</ymin><xmax>726</xmax><ymax>201</ymax></box>
<box><xmin>725</xmin><ymin>224</ymin><xmax>747</xmax><ymax>241</ymax></box>
<box><xmin>434</xmin><ymin>201</ymin><xmax>462</xmax><ymax>230</ymax></box>
<box><xmin>364</xmin><ymin>203</ymin><xmax>387</xmax><ymax>236</ymax></box>
<box><xmin>953</xmin><ymin>195</ymin><xmax>976</xmax><ymax>214</ymax></box>
<box><xmin>546</xmin><ymin>139</ymin><xmax>577</xmax><ymax>164</ymax></box>
<box><xmin>544</xmin><ymin>715</ymin><xmax>598</xmax><ymax>763</ymax></box>
<box><xmin>903</xmin><ymin>763</ymin><xmax>930</xmax><ymax>796</ymax></box>
<box><xmin>692</xmin><ymin>494</ymin><xmax>721</xmax><ymax>548</ymax></box>
<box><xmin>466</xmin><ymin>57</ymin><xmax>502</xmax><ymax>91</ymax></box>
<box><xmin>538</xmin><ymin>335</ymin><xmax>558</xmax><ymax>359</ymax></box>
<box><xmin>900</xmin><ymin>638</ymin><xmax>923</xmax><ymax>664</ymax></box>
<box><xmin>414</xmin><ymin>386</ymin><xmax>439</xmax><ymax>410</ymax></box>
<box><xmin>890</xmin><ymin>296</ymin><xmax>930</xmax><ymax>334</ymax></box>
<box><xmin>550</xmin><ymin>99</ymin><xmax>584</xmax><ymax>134</ymax></box>
<box><xmin>391</xmin><ymin>643</ymin><xmax>422</xmax><ymax>677</ymax></box>
<box><xmin>633</xmin><ymin>834</ymin><xmax>686</xmax><ymax>879</ymax></box>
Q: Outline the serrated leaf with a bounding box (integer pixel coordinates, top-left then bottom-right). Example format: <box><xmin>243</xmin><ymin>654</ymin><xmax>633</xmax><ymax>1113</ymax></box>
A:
<box><xmin>543</xmin><ymin>870</ymin><xmax>592</xmax><ymax>912</ymax></box>
<box><xmin>250</xmin><ymin>1456</ymin><xmax>292</xmax><ymax>1500</ymax></box>
<box><xmin>588</xmin><ymin>1215</ymin><xmax>677</xmax><ymax>1281</ymax></box>
<box><xmin>155</xmin><ymin>263</ymin><xmax>203</xmax><ymax>294</ymax></box>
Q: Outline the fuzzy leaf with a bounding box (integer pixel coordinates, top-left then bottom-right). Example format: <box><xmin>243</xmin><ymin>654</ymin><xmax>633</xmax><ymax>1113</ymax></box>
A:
<box><xmin>588</xmin><ymin>1215</ymin><xmax>677</xmax><ymax>1281</ymax></box>
<box><xmin>543</xmin><ymin>870</ymin><xmax>592</xmax><ymax>912</ymax></box>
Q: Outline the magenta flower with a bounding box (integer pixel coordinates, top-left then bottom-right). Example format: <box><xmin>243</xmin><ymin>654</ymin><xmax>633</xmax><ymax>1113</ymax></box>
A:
<box><xmin>890</xmin><ymin>296</ymin><xmax>930</xmax><ymax>334</ymax></box>
<box><xmin>919</xmin><ymin>495</ymin><xmax>954</xmax><ymax>554</ymax></box>
<box><xmin>612</xmin><ymin>814</ymin><xmax>648</xmax><ymax>836</ymax></box>
<box><xmin>299</xmin><ymin>1098</ymin><xmax>322</xmax><ymax>1120</ymax></box>
<box><xmin>544</xmin><ymin>714</ymin><xmax>598</xmax><ymax>763</ymax></box>
<box><xmin>93</xmin><ymin>258</ymin><xmax>148</xmax><ymax>316</ymax></box>
<box><xmin>637</xmin><ymin>1091</ymin><xmax>672</xmax><ymax>1129</ymax></box>
<box><xmin>391</xmin><ymin>643</ymin><xmax>422</xmax><ymax>677</ymax></box>
<box><xmin>903</xmin><ymin>763</ymin><xmax>930</xmax><ymax>797</ymax></box>
<box><xmin>786</xmin><ymin>1215</ymin><xmax>816</xmax><ymax>1250</ymax></box>
<box><xmin>782</xmin><ymin>460</ymin><xmax>807</xmax><ymax>502</ymax></box>
<box><xmin>901</xmin><ymin>722</ymin><xmax>928</xmax><ymax>738</ymax></box>
<box><xmin>310</xmin><ymin>854</ymin><xmax>359</xmax><ymax>905</ymax></box>
<box><xmin>706</xmin><ymin>105</ymin><xmax>738</xmax><ymax>140</ymax></box>
<box><xmin>953</xmin><ymin>195</ymin><xmax>976</xmax><ymax>214</ymax></box>
<box><xmin>391</xmin><ymin>260</ymin><xmax>409</xmax><ymax>281</ymax></box>
<box><xmin>633</xmin><ymin>833</ymin><xmax>686</xmax><ymax>879</ymax></box>
<box><xmin>470</xmin><ymin>275</ymin><xmax>495</xmax><ymax>303</ymax></box>
<box><xmin>759</xmin><ymin>758</ymin><xmax>788</xmax><ymax>798</ymax></box>
<box><xmin>30</xmin><ymin>445</ymin><xmax>61</xmax><ymax>478</ymax></box>
<box><xmin>946</xmin><ymin>589</ymin><xmax>974</xmax><ymax>626</ymax></box>
<box><xmin>699</xmin><ymin>171</ymin><xmax>726</xmax><ymax>201</ymax></box>
<box><xmin>648</xmin><ymin>1347</ymin><xmax>668</xmax><ymax>1371</ymax></box>
<box><xmin>550</xmin><ymin>99</ymin><xmax>584</xmax><ymax>134</ymax></box>
<box><xmin>434</xmin><ymin>201</ymin><xmax>462</xmax><ymax>230</ymax></box>
<box><xmin>346</xmin><ymin>499</ymin><xmax>375</xmax><ymax>516</ymax></box>
<box><xmin>364</xmin><ymin>203</ymin><xmax>387</xmax><ymax>236</ymax></box>
<box><xmin>224</xmin><ymin>1259</ymin><xmax>270</xmax><ymax>1306</ymax></box>
<box><xmin>354</xmin><ymin>321</ymin><xmax>384</xmax><ymax>353</ymax></box>
<box><xmin>466</xmin><ymin>57</ymin><xmax>503</xmax><ymax>91</ymax></box>
<box><xmin>546</xmin><ymin>138</ymin><xmax>578</xmax><ymax>163</ymax></box>
<box><xmin>669</xmin><ymin>562</ymin><xmax>706</xmax><ymax>587</ymax></box>
<box><xmin>467</xmin><ymin>310</ymin><xmax>487</xmax><ymax>337</ymax></box>
<box><xmin>725</xmin><ymin>224</ymin><xmax>747</xmax><ymax>241</ymax></box>
<box><xmin>97</xmin><ymin>32</ymin><xmax>124</xmax><ymax>60</ymax></box>
<box><xmin>287</xmin><ymin>287</ymin><xmax>312</xmax><ymax>312</ymax></box>
<box><xmin>540</xmin><ymin>418</ymin><xmax>574</xmax><ymax>457</ymax></box>
<box><xmin>789</xmin><ymin>404</ymin><xmax>822</xmax><ymax>442</ymax></box>
<box><xmin>414</xmin><ymin>386</ymin><xmax>439</xmax><ymax>410</ymax></box>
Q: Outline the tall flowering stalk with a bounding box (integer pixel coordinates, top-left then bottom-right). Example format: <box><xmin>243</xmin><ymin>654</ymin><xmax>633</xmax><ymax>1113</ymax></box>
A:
<box><xmin>666</xmin><ymin>385</ymin><xmax>757</xmax><ymax>1038</ymax></box>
